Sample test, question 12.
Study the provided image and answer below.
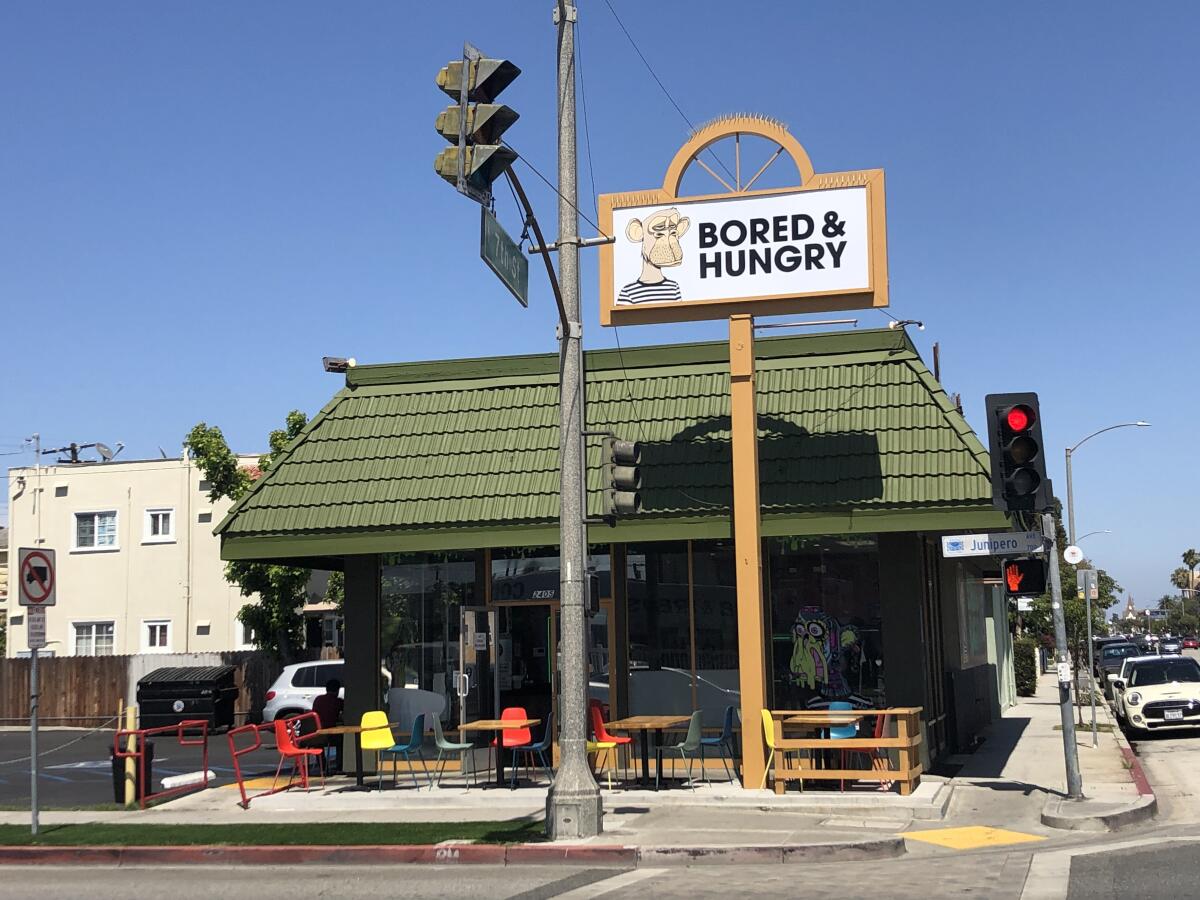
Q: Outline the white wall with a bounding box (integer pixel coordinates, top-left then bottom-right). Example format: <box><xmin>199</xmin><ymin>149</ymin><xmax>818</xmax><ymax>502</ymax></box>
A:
<box><xmin>5</xmin><ymin>456</ymin><xmax>259</xmax><ymax>657</ymax></box>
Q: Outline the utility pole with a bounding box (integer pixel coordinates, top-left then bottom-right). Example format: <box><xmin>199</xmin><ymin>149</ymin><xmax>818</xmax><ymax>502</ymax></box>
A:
<box><xmin>1045</xmin><ymin>511</ymin><xmax>1083</xmax><ymax>799</ymax></box>
<box><xmin>545</xmin><ymin>0</ymin><xmax>602</xmax><ymax>839</ymax></box>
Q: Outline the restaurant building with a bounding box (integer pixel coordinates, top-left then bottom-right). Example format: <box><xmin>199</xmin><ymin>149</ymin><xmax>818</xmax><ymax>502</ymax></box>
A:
<box><xmin>216</xmin><ymin>327</ymin><xmax>1015</xmax><ymax>779</ymax></box>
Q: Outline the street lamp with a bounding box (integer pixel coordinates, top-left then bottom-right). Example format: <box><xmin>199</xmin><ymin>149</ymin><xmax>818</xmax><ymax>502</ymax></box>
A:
<box><xmin>1074</xmin><ymin>530</ymin><xmax>1112</xmax><ymax>544</ymax></box>
<box><xmin>1064</xmin><ymin>421</ymin><xmax>1149</xmax><ymax>748</ymax></box>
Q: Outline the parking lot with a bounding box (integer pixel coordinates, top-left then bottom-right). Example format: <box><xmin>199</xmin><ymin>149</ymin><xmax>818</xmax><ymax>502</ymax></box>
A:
<box><xmin>0</xmin><ymin>726</ymin><xmax>280</xmax><ymax>808</ymax></box>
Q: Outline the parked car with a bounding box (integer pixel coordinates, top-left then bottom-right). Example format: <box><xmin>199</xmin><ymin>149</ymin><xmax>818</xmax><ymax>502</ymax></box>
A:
<box><xmin>263</xmin><ymin>660</ymin><xmax>346</xmax><ymax>722</ymax></box>
<box><xmin>1106</xmin><ymin>654</ymin><xmax>1160</xmax><ymax>702</ymax></box>
<box><xmin>1184</xmin><ymin>637</ymin><xmax>1199</xmax><ymax>650</ymax></box>
<box><xmin>1160</xmin><ymin>637</ymin><xmax>1184</xmax><ymax>655</ymax></box>
<box><xmin>1112</xmin><ymin>656</ymin><xmax>1200</xmax><ymax>736</ymax></box>
<box><xmin>1095</xmin><ymin>642</ymin><xmax>1143</xmax><ymax>683</ymax></box>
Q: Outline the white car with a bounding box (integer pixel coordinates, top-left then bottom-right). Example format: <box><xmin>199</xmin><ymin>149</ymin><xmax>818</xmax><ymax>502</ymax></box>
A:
<box><xmin>1106</xmin><ymin>654</ymin><xmax>1160</xmax><ymax>704</ymax></box>
<box><xmin>1112</xmin><ymin>656</ymin><xmax>1200</xmax><ymax>735</ymax></box>
<box><xmin>262</xmin><ymin>660</ymin><xmax>345</xmax><ymax>722</ymax></box>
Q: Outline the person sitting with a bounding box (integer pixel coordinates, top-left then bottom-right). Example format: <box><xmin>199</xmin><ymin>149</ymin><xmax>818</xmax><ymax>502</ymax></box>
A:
<box><xmin>311</xmin><ymin>679</ymin><xmax>344</xmax><ymax>773</ymax></box>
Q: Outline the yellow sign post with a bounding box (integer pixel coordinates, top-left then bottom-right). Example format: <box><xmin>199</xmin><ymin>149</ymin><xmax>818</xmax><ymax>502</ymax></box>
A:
<box><xmin>598</xmin><ymin>117</ymin><xmax>889</xmax><ymax>789</ymax></box>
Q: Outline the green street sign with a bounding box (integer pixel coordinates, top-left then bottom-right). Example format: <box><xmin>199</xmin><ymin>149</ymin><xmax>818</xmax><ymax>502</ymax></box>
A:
<box><xmin>480</xmin><ymin>208</ymin><xmax>528</xmax><ymax>307</ymax></box>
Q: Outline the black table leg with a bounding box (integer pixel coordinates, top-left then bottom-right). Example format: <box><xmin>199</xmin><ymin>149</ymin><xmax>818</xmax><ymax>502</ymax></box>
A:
<box><xmin>495</xmin><ymin>730</ymin><xmax>505</xmax><ymax>787</ymax></box>
<box><xmin>355</xmin><ymin>735</ymin><xmax>364</xmax><ymax>789</ymax></box>
<box><xmin>640</xmin><ymin>730</ymin><xmax>650</xmax><ymax>786</ymax></box>
<box><xmin>654</xmin><ymin>729</ymin><xmax>664</xmax><ymax>790</ymax></box>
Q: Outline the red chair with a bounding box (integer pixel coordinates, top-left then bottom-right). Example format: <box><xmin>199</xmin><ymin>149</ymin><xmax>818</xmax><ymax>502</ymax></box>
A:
<box><xmin>272</xmin><ymin>713</ymin><xmax>326</xmax><ymax>793</ymax></box>
<box><xmin>490</xmin><ymin>707</ymin><xmax>532</xmax><ymax>786</ymax></box>
<box><xmin>589</xmin><ymin>700</ymin><xmax>632</xmax><ymax>779</ymax></box>
<box><xmin>846</xmin><ymin>712</ymin><xmax>893</xmax><ymax>792</ymax></box>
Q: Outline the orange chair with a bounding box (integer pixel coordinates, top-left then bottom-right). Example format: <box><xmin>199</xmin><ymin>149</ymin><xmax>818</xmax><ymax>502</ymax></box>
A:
<box><xmin>589</xmin><ymin>700</ymin><xmax>632</xmax><ymax>778</ymax></box>
<box><xmin>272</xmin><ymin>713</ymin><xmax>325</xmax><ymax>793</ymax></box>
<box><xmin>490</xmin><ymin>707</ymin><xmax>532</xmax><ymax>788</ymax></box>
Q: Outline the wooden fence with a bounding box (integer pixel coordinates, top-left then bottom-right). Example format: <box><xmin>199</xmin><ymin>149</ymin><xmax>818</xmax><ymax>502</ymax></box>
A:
<box><xmin>0</xmin><ymin>650</ymin><xmax>317</xmax><ymax>728</ymax></box>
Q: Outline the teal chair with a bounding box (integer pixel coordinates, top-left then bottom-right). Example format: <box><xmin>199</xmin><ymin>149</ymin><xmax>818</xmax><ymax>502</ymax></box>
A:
<box><xmin>827</xmin><ymin>701</ymin><xmax>858</xmax><ymax>791</ymax></box>
<box><xmin>658</xmin><ymin>710</ymin><xmax>703</xmax><ymax>791</ymax></box>
<box><xmin>380</xmin><ymin>713</ymin><xmax>432</xmax><ymax>790</ymax></box>
<box><xmin>431</xmin><ymin>716</ymin><xmax>477</xmax><ymax>790</ymax></box>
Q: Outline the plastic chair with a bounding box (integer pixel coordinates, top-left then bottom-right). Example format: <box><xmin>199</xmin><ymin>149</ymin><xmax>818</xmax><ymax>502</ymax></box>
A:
<box><xmin>431</xmin><ymin>716</ymin><xmax>476</xmax><ymax>790</ymax></box>
<box><xmin>700</xmin><ymin>705</ymin><xmax>736</xmax><ymax>782</ymax></box>
<box><xmin>847</xmin><ymin>712</ymin><xmax>892</xmax><ymax>792</ymax></box>
<box><xmin>589</xmin><ymin>700</ymin><xmax>632</xmax><ymax>778</ymax></box>
<box><xmin>359</xmin><ymin>710</ymin><xmax>396</xmax><ymax>791</ymax></box>
<box><xmin>512</xmin><ymin>710</ymin><xmax>554</xmax><ymax>788</ymax></box>
<box><xmin>380</xmin><ymin>713</ymin><xmax>433</xmax><ymax>790</ymax></box>
<box><xmin>658</xmin><ymin>710</ymin><xmax>703</xmax><ymax>791</ymax></box>
<box><xmin>587</xmin><ymin>738</ymin><xmax>618</xmax><ymax>789</ymax></box>
<box><xmin>272</xmin><ymin>713</ymin><xmax>325</xmax><ymax>793</ymax></box>
<box><xmin>828</xmin><ymin>701</ymin><xmax>858</xmax><ymax>791</ymax></box>
<box><xmin>490</xmin><ymin>707</ymin><xmax>532</xmax><ymax>788</ymax></box>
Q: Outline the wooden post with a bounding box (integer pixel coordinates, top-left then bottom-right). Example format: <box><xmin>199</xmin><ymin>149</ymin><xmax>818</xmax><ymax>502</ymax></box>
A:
<box><xmin>897</xmin><ymin>710</ymin><xmax>917</xmax><ymax>796</ymax></box>
<box><xmin>729</xmin><ymin>314</ymin><xmax>768</xmax><ymax>789</ymax></box>
<box><xmin>123</xmin><ymin>703</ymin><xmax>137</xmax><ymax>807</ymax></box>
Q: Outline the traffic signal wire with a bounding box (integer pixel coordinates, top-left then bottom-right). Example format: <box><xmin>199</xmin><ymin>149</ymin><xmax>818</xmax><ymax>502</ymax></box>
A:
<box><xmin>501</xmin><ymin>140</ymin><xmax>608</xmax><ymax>239</ymax></box>
<box><xmin>575</xmin><ymin>16</ymin><xmax>601</xmax><ymax>222</ymax></box>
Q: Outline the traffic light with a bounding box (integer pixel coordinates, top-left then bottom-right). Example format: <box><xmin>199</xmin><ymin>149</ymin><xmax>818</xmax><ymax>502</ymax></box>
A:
<box><xmin>1004</xmin><ymin>558</ymin><xmax>1047</xmax><ymax>597</ymax></box>
<box><xmin>603</xmin><ymin>436</ymin><xmax>642</xmax><ymax>519</ymax></box>
<box><xmin>984</xmin><ymin>392</ymin><xmax>1051</xmax><ymax>514</ymax></box>
<box><xmin>435</xmin><ymin>50</ymin><xmax>520</xmax><ymax>202</ymax></box>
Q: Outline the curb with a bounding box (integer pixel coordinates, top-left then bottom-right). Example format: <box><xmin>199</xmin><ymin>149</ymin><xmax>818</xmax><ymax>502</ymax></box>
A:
<box><xmin>0</xmin><ymin>837</ymin><xmax>905</xmax><ymax>867</ymax></box>
<box><xmin>1040</xmin><ymin>794</ymin><xmax>1157</xmax><ymax>833</ymax></box>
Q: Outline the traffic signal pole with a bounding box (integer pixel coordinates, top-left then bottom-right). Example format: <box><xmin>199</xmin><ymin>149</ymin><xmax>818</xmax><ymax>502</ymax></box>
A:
<box><xmin>546</xmin><ymin>0</ymin><xmax>603</xmax><ymax>840</ymax></box>
<box><xmin>1045</xmin><ymin>511</ymin><xmax>1084</xmax><ymax>799</ymax></box>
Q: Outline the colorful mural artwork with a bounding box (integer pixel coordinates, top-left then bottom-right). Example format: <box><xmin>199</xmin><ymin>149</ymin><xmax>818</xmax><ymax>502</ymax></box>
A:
<box><xmin>789</xmin><ymin>607</ymin><xmax>861</xmax><ymax>698</ymax></box>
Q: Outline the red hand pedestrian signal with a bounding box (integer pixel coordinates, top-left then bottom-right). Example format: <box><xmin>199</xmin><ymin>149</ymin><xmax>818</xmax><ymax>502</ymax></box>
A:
<box><xmin>1006</xmin><ymin>563</ymin><xmax>1024</xmax><ymax>593</ymax></box>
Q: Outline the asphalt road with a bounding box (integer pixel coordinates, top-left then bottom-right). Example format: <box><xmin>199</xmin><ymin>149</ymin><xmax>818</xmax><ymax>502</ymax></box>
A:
<box><xmin>0</xmin><ymin>728</ymin><xmax>278</xmax><ymax>808</ymax></box>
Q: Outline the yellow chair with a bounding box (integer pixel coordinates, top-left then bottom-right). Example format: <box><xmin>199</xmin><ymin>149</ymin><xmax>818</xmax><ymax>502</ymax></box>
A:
<box><xmin>759</xmin><ymin>710</ymin><xmax>803</xmax><ymax>791</ymax></box>
<box><xmin>359</xmin><ymin>710</ymin><xmax>396</xmax><ymax>791</ymax></box>
<box><xmin>587</xmin><ymin>740</ymin><xmax>618</xmax><ymax>789</ymax></box>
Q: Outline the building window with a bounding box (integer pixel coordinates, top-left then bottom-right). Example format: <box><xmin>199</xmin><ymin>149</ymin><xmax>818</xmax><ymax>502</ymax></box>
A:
<box><xmin>143</xmin><ymin>619</ymin><xmax>171</xmax><ymax>652</ymax></box>
<box><xmin>767</xmin><ymin>535</ymin><xmax>884</xmax><ymax>710</ymax></box>
<box><xmin>73</xmin><ymin>621</ymin><xmax>115</xmax><ymax>656</ymax></box>
<box><xmin>143</xmin><ymin>508</ymin><xmax>175</xmax><ymax>543</ymax></box>
<box><xmin>74</xmin><ymin>511</ymin><xmax>118</xmax><ymax>550</ymax></box>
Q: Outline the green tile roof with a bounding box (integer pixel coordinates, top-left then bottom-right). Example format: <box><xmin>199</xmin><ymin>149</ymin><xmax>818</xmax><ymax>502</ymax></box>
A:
<box><xmin>217</xmin><ymin>329</ymin><xmax>1006</xmax><ymax>562</ymax></box>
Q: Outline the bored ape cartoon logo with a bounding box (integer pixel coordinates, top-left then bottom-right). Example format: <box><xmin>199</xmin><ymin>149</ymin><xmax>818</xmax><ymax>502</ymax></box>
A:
<box><xmin>617</xmin><ymin>207</ymin><xmax>691</xmax><ymax>305</ymax></box>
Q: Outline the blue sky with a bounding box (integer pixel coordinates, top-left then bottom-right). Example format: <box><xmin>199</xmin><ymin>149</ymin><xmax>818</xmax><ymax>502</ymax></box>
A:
<box><xmin>2</xmin><ymin>2</ymin><xmax>1196</xmax><ymax>609</ymax></box>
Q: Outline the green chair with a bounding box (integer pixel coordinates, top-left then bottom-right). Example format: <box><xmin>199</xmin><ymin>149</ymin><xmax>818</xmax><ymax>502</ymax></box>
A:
<box><xmin>431</xmin><ymin>716</ymin><xmax>477</xmax><ymax>790</ymax></box>
<box><xmin>658</xmin><ymin>710</ymin><xmax>703</xmax><ymax>791</ymax></box>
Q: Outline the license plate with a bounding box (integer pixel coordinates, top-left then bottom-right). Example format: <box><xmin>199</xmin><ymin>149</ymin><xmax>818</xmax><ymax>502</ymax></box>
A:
<box><xmin>1165</xmin><ymin>709</ymin><xmax>1184</xmax><ymax>720</ymax></box>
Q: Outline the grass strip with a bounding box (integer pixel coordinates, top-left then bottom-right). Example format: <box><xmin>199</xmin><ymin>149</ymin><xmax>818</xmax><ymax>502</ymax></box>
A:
<box><xmin>0</xmin><ymin>819</ymin><xmax>543</xmax><ymax>847</ymax></box>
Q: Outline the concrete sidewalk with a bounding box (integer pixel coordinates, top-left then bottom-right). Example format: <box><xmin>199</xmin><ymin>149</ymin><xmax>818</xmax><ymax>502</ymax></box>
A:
<box><xmin>943</xmin><ymin>670</ymin><xmax>1155</xmax><ymax>833</ymax></box>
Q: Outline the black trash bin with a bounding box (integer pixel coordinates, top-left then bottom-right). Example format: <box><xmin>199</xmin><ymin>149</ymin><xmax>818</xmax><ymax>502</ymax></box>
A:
<box><xmin>111</xmin><ymin>741</ymin><xmax>154</xmax><ymax>802</ymax></box>
<box><xmin>136</xmin><ymin>666</ymin><xmax>238</xmax><ymax>730</ymax></box>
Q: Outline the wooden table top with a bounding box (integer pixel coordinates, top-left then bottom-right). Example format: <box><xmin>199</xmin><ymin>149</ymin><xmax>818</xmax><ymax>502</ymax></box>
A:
<box><xmin>458</xmin><ymin>718</ymin><xmax>540</xmax><ymax>731</ymax></box>
<box><xmin>784</xmin><ymin>712</ymin><xmax>867</xmax><ymax>725</ymax></box>
<box><xmin>300</xmin><ymin>722</ymin><xmax>402</xmax><ymax>738</ymax></box>
<box><xmin>605</xmin><ymin>715</ymin><xmax>691</xmax><ymax>730</ymax></box>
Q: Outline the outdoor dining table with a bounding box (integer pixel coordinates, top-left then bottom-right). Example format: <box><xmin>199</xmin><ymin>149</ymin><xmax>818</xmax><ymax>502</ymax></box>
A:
<box><xmin>297</xmin><ymin>722</ymin><xmax>403</xmax><ymax>789</ymax></box>
<box><xmin>456</xmin><ymin>718</ymin><xmax>541</xmax><ymax>788</ymax></box>
<box><xmin>604</xmin><ymin>715</ymin><xmax>691</xmax><ymax>789</ymax></box>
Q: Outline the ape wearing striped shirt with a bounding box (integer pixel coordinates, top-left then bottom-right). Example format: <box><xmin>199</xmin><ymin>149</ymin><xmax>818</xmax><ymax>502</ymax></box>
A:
<box><xmin>617</xmin><ymin>207</ymin><xmax>691</xmax><ymax>306</ymax></box>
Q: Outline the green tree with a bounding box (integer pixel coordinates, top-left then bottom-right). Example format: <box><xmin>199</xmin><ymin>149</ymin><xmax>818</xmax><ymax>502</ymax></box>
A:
<box><xmin>185</xmin><ymin>412</ymin><xmax>309</xmax><ymax>662</ymax></box>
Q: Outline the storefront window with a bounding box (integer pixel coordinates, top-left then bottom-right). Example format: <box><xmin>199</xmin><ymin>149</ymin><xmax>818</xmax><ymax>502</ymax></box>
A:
<box><xmin>626</xmin><ymin>542</ymin><xmax>693</xmax><ymax>716</ymax></box>
<box><xmin>380</xmin><ymin>552</ymin><xmax>476</xmax><ymax>726</ymax></box>
<box><xmin>767</xmin><ymin>535</ymin><xmax>884</xmax><ymax>710</ymax></box>
<box><xmin>691</xmin><ymin>540</ymin><xmax>740</xmax><ymax>722</ymax></box>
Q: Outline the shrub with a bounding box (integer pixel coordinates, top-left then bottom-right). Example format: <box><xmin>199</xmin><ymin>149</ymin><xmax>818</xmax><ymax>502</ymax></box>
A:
<box><xmin>1015</xmin><ymin>636</ymin><xmax>1038</xmax><ymax>697</ymax></box>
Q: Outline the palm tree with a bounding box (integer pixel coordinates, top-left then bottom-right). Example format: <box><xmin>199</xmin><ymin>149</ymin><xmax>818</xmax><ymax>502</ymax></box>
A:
<box><xmin>1171</xmin><ymin>567</ymin><xmax>1192</xmax><ymax>591</ymax></box>
<box><xmin>1184</xmin><ymin>549</ymin><xmax>1199</xmax><ymax>591</ymax></box>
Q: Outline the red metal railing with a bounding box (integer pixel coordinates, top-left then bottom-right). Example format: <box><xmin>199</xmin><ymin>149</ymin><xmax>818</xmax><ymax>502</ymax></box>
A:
<box><xmin>112</xmin><ymin>720</ymin><xmax>210</xmax><ymax>810</ymax></box>
<box><xmin>227</xmin><ymin>712</ymin><xmax>322</xmax><ymax>809</ymax></box>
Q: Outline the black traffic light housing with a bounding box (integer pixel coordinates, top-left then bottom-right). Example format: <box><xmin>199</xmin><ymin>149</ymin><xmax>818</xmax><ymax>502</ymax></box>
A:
<box><xmin>985</xmin><ymin>392</ymin><xmax>1051</xmax><ymax>514</ymax></box>
<box><xmin>603</xmin><ymin>436</ymin><xmax>642</xmax><ymax>520</ymax></box>
<box><xmin>1003</xmin><ymin>557</ymin><xmax>1047</xmax><ymax>597</ymax></box>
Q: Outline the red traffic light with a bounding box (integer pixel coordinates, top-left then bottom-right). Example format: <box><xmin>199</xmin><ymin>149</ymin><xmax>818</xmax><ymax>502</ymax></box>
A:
<box><xmin>1005</xmin><ymin>405</ymin><xmax>1035</xmax><ymax>432</ymax></box>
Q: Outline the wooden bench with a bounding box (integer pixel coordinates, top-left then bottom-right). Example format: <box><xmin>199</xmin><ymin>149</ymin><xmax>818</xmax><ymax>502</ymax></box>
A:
<box><xmin>765</xmin><ymin>707</ymin><xmax>923</xmax><ymax>796</ymax></box>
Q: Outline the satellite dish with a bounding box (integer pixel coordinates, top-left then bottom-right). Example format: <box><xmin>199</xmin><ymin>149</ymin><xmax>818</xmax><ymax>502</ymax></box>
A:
<box><xmin>1064</xmin><ymin>545</ymin><xmax>1084</xmax><ymax>565</ymax></box>
<box><xmin>96</xmin><ymin>443</ymin><xmax>113</xmax><ymax>461</ymax></box>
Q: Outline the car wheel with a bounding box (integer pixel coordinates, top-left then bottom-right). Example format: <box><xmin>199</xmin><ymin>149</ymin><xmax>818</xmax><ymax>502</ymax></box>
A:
<box><xmin>274</xmin><ymin>708</ymin><xmax>304</xmax><ymax>722</ymax></box>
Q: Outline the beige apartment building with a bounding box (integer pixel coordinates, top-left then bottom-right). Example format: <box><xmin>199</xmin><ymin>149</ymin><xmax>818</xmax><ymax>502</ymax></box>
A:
<box><xmin>5</xmin><ymin>456</ymin><xmax>260</xmax><ymax>657</ymax></box>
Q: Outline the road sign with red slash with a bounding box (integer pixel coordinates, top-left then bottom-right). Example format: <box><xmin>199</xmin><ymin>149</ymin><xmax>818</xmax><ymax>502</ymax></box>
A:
<box><xmin>18</xmin><ymin>548</ymin><xmax>56</xmax><ymax>607</ymax></box>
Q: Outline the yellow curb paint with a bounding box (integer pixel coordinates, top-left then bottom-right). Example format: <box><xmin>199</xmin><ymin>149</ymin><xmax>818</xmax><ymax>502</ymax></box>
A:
<box><xmin>900</xmin><ymin>825</ymin><xmax>1046</xmax><ymax>851</ymax></box>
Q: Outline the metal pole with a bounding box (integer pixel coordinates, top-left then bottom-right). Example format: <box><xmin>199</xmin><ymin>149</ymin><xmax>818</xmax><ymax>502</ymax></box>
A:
<box><xmin>1066</xmin><ymin>447</ymin><xmax>1099</xmax><ymax>747</ymax></box>
<box><xmin>30</xmin><ymin>647</ymin><xmax>38</xmax><ymax>836</ymax></box>
<box><xmin>545</xmin><ymin>0</ymin><xmax>601</xmax><ymax>840</ymax></box>
<box><xmin>1045</xmin><ymin>512</ymin><xmax>1084</xmax><ymax>799</ymax></box>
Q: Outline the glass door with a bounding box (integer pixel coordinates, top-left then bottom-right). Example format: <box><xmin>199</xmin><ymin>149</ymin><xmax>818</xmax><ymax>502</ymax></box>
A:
<box><xmin>496</xmin><ymin>604</ymin><xmax>557</xmax><ymax>726</ymax></box>
<box><xmin>458</xmin><ymin>606</ymin><xmax>497</xmax><ymax>728</ymax></box>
